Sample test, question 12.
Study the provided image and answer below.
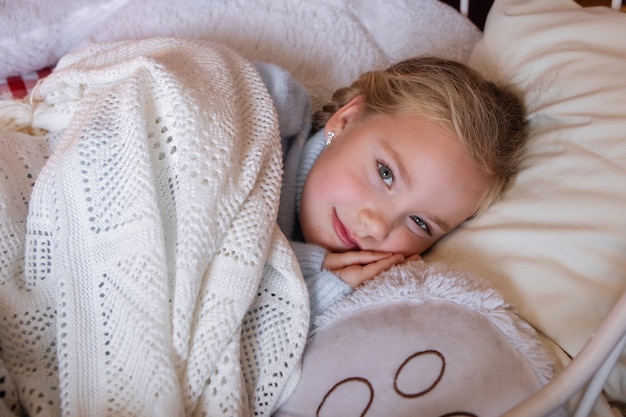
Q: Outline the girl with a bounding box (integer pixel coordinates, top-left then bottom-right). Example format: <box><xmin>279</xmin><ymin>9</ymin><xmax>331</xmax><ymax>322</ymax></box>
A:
<box><xmin>270</xmin><ymin>56</ymin><xmax>528</xmax><ymax>325</ymax></box>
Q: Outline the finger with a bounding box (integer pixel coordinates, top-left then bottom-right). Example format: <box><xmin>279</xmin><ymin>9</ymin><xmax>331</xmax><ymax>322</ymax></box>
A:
<box><xmin>405</xmin><ymin>253</ymin><xmax>422</xmax><ymax>262</ymax></box>
<box><xmin>353</xmin><ymin>253</ymin><xmax>405</xmax><ymax>286</ymax></box>
<box><xmin>363</xmin><ymin>253</ymin><xmax>405</xmax><ymax>276</ymax></box>
<box><xmin>324</xmin><ymin>250</ymin><xmax>396</xmax><ymax>270</ymax></box>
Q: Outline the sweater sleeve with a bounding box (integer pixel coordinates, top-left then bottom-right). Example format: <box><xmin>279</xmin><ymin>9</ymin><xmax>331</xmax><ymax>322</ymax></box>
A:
<box><xmin>289</xmin><ymin>241</ymin><xmax>353</xmax><ymax>328</ymax></box>
<box><xmin>252</xmin><ymin>61</ymin><xmax>311</xmax><ymax>160</ymax></box>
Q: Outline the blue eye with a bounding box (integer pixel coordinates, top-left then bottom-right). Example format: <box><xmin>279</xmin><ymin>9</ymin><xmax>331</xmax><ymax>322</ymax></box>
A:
<box><xmin>378</xmin><ymin>162</ymin><xmax>393</xmax><ymax>187</ymax></box>
<box><xmin>410</xmin><ymin>215</ymin><xmax>430</xmax><ymax>233</ymax></box>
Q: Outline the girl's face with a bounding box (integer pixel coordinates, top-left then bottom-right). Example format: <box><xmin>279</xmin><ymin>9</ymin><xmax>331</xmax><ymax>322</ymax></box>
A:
<box><xmin>299</xmin><ymin>97</ymin><xmax>489</xmax><ymax>256</ymax></box>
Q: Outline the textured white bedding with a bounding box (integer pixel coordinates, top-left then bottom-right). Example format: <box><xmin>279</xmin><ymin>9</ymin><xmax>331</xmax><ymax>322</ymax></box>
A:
<box><xmin>0</xmin><ymin>0</ymin><xmax>481</xmax><ymax>108</ymax></box>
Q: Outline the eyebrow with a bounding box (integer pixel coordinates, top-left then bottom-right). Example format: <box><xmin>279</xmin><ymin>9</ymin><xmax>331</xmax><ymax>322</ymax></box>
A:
<box><xmin>381</xmin><ymin>139</ymin><xmax>451</xmax><ymax>233</ymax></box>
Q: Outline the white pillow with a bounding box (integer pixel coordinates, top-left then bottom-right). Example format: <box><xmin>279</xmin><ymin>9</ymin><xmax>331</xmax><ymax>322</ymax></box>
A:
<box><xmin>424</xmin><ymin>0</ymin><xmax>626</xmax><ymax>404</ymax></box>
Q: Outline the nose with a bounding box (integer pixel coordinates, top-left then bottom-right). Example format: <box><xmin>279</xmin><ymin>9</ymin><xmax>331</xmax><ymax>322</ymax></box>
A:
<box><xmin>358</xmin><ymin>208</ymin><xmax>391</xmax><ymax>241</ymax></box>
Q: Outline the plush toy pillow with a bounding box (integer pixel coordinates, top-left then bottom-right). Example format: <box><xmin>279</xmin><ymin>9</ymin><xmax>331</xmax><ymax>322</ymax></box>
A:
<box><xmin>423</xmin><ymin>0</ymin><xmax>626</xmax><ymax>406</ymax></box>
<box><xmin>274</xmin><ymin>261</ymin><xmax>565</xmax><ymax>417</ymax></box>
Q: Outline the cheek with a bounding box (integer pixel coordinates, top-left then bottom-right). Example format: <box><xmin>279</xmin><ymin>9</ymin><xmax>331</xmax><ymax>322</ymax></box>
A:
<box><xmin>299</xmin><ymin>169</ymin><xmax>334</xmax><ymax>237</ymax></box>
<box><xmin>387</xmin><ymin>231</ymin><xmax>437</xmax><ymax>257</ymax></box>
<box><xmin>306</xmin><ymin>157</ymin><xmax>359</xmax><ymax>204</ymax></box>
<box><xmin>301</xmin><ymin>169</ymin><xmax>332</xmax><ymax>210</ymax></box>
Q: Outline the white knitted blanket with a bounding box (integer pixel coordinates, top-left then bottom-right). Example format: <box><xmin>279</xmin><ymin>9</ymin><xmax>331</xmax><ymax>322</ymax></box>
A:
<box><xmin>0</xmin><ymin>37</ymin><xmax>309</xmax><ymax>417</ymax></box>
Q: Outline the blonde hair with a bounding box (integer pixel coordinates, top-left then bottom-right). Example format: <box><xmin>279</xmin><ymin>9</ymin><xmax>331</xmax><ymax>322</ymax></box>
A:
<box><xmin>312</xmin><ymin>56</ymin><xmax>528</xmax><ymax>214</ymax></box>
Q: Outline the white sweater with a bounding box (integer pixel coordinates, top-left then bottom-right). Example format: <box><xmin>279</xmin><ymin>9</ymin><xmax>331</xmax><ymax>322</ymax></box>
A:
<box><xmin>255</xmin><ymin>62</ymin><xmax>353</xmax><ymax>329</ymax></box>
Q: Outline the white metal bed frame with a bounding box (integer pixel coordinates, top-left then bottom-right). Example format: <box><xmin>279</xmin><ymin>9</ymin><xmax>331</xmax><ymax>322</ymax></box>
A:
<box><xmin>505</xmin><ymin>292</ymin><xmax>626</xmax><ymax>417</ymax></box>
<box><xmin>454</xmin><ymin>1</ymin><xmax>626</xmax><ymax>416</ymax></box>
<box><xmin>458</xmin><ymin>0</ymin><xmax>623</xmax><ymax>15</ymax></box>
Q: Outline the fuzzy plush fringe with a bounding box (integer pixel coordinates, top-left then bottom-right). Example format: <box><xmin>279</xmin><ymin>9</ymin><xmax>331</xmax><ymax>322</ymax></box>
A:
<box><xmin>313</xmin><ymin>260</ymin><xmax>557</xmax><ymax>388</ymax></box>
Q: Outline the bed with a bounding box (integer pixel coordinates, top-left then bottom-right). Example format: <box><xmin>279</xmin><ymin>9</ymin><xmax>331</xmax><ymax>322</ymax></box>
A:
<box><xmin>0</xmin><ymin>0</ymin><xmax>625</xmax><ymax>416</ymax></box>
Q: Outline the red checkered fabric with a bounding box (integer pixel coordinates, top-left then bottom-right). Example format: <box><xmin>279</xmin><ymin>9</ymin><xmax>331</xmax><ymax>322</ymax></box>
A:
<box><xmin>0</xmin><ymin>67</ymin><xmax>52</xmax><ymax>100</ymax></box>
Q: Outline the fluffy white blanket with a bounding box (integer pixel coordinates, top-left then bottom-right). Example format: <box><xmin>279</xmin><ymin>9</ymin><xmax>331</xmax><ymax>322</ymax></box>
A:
<box><xmin>0</xmin><ymin>37</ymin><xmax>309</xmax><ymax>417</ymax></box>
<box><xmin>0</xmin><ymin>0</ymin><xmax>481</xmax><ymax>109</ymax></box>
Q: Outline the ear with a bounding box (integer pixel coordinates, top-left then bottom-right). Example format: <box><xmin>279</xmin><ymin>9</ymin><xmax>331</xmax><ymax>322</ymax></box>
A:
<box><xmin>325</xmin><ymin>95</ymin><xmax>366</xmax><ymax>135</ymax></box>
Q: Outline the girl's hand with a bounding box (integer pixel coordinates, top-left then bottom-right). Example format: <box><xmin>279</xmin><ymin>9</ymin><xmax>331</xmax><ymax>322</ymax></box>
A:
<box><xmin>323</xmin><ymin>251</ymin><xmax>421</xmax><ymax>288</ymax></box>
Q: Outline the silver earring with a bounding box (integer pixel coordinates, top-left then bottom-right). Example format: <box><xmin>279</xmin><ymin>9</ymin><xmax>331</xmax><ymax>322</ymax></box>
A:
<box><xmin>325</xmin><ymin>130</ymin><xmax>336</xmax><ymax>146</ymax></box>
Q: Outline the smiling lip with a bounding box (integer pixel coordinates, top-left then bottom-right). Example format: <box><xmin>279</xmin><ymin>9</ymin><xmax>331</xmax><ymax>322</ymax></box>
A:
<box><xmin>332</xmin><ymin>209</ymin><xmax>360</xmax><ymax>250</ymax></box>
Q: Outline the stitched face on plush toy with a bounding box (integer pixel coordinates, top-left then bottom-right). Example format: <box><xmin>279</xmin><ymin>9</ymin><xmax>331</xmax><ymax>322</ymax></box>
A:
<box><xmin>314</xmin><ymin>349</ymin><xmax>477</xmax><ymax>417</ymax></box>
<box><xmin>274</xmin><ymin>297</ymin><xmax>548</xmax><ymax>417</ymax></box>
